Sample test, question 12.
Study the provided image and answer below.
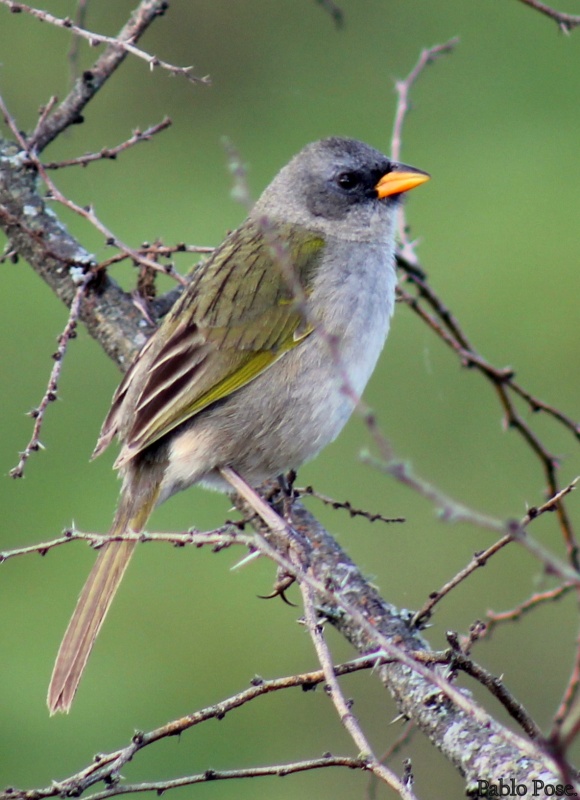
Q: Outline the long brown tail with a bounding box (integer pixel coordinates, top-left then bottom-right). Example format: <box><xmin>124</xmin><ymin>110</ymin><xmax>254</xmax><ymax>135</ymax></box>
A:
<box><xmin>47</xmin><ymin>539</ymin><xmax>137</xmax><ymax>714</ymax></box>
<box><xmin>48</xmin><ymin>471</ymin><xmax>161</xmax><ymax>714</ymax></box>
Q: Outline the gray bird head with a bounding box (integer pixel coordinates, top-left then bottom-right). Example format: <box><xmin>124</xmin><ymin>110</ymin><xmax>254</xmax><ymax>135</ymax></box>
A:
<box><xmin>252</xmin><ymin>137</ymin><xmax>429</xmax><ymax>243</ymax></box>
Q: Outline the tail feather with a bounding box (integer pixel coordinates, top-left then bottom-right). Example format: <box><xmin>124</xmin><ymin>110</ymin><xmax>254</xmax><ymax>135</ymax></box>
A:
<box><xmin>47</xmin><ymin>539</ymin><xmax>137</xmax><ymax>714</ymax></box>
<box><xmin>48</xmin><ymin>471</ymin><xmax>161</xmax><ymax>714</ymax></box>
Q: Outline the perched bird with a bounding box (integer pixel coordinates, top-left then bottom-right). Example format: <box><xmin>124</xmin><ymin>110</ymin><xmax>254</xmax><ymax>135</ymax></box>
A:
<box><xmin>48</xmin><ymin>137</ymin><xmax>429</xmax><ymax>713</ymax></box>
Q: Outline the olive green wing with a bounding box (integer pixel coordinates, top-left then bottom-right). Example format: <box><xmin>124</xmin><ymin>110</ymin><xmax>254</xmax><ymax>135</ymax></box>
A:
<box><xmin>93</xmin><ymin>220</ymin><xmax>324</xmax><ymax>467</ymax></box>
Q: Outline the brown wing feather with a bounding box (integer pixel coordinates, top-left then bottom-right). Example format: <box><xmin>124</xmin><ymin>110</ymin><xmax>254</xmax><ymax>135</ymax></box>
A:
<box><xmin>93</xmin><ymin>220</ymin><xmax>324</xmax><ymax>465</ymax></box>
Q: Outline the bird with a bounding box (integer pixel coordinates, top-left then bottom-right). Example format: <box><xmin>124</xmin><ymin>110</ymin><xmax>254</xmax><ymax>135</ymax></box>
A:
<box><xmin>47</xmin><ymin>136</ymin><xmax>429</xmax><ymax>713</ymax></box>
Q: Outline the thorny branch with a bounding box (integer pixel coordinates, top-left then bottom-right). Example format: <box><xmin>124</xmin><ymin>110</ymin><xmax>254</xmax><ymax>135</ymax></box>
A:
<box><xmin>391</xmin><ymin>37</ymin><xmax>459</xmax><ymax>164</ymax></box>
<box><xmin>0</xmin><ymin>0</ymin><xmax>210</xmax><ymax>104</ymax></box>
<box><xmin>80</xmin><ymin>759</ymin><xmax>368</xmax><ymax>800</ymax></box>
<box><xmin>388</xmin><ymin>37</ymin><xmax>580</xmax><ymax>577</ymax></box>
<box><xmin>296</xmin><ymin>484</ymin><xmax>405</xmax><ymax>525</ymax></box>
<box><xmin>390</xmin><ymin>38</ymin><xmax>458</xmax><ymax>265</ymax></box>
<box><xmin>367</xmin><ymin>721</ymin><xmax>417</xmax><ymax>800</ymax></box>
<box><xmin>388</xmin><ymin>39</ymin><xmax>580</xmax><ymax>574</ymax></box>
<box><xmin>407</xmin><ymin>632</ymin><xmax>545</xmax><ymax>742</ymax></box>
<box><xmin>0</xmin><ymin>479</ymin><xmax>571</xmax><ymax>755</ymax></box>
<box><xmin>8</xmin><ymin>0</ymin><xmax>195</xmax><ymax>153</ymax></box>
<box><xmin>9</xmin><ymin>271</ymin><xmax>94</xmax><ymax>478</ymax></box>
<box><xmin>0</xmin><ymin>90</ymin><xmax>183</xmax><ymax>476</ymax></box>
<box><xmin>0</xmin><ymin>526</ymin><xmax>253</xmax><ymax>563</ymax></box>
<box><xmin>516</xmin><ymin>0</ymin><xmax>580</xmax><ymax>32</ymax></box>
<box><xmin>552</xmin><ymin>625</ymin><xmax>580</xmax><ymax>750</ymax></box>
<box><xmin>300</xmin><ymin>579</ymin><xmax>418</xmax><ymax>799</ymax></box>
<box><xmin>395</xmin><ymin>272</ymin><xmax>580</xmax><ymax>567</ymax></box>
<box><xmin>0</xmin><ymin>658</ymin><xmax>385</xmax><ymax>800</ymax></box>
<box><xmin>485</xmin><ymin>583</ymin><xmax>575</xmax><ymax>635</ymax></box>
<box><xmin>231</xmin><ymin>488</ymin><xmax>566</xmax><ymax>788</ymax></box>
<box><xmin>0</xmin><ymin>94</ymin><xmax>186</xmax><ymax>283</ymax></box>
<box><xmin>43</xmin><ymin>118</ymin><xmax>172</xmax><ymax>169</ymax></box>
<box><xmin>412</xmin><ymin>479</ymin><xmax>579</xmax><ymax>626</ymax></box>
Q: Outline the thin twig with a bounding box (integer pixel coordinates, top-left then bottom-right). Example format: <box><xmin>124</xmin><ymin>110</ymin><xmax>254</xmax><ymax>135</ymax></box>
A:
<box><xmin>300</xmin><ymin>579</ymin><xmax>418</xmax><ymax>800</ymax></box>
<box><xmin>423</xmin><ymin>638</ymin><xmax>545</xmax><ymax>741</ymax></box>
<box><xmin>239</xmin><ymin>494</ymin><xmax>538</xmax><ymax>759</ymax></box>
<box><xmin>399</xmin><ymin>277</ymin><xmax>580</xmax><ymax>441</ymax></box>
<box><xmin>397</xmin><ymin>269</ymin><xmax>580</xmax><ymax>442</ymax></box>
<box><xmin>413</xmin><ymin>535</ymin><xmax>512</xmax><ymax>627</ymax></box>
<box><xmin>413</xmin><ymin>480</ymin><xmax>579</xmax><ymax>625</ymax></box>
<box><xmin>516</xmin><ymin>0</ymin><xmax>580</xmax><ymax>32</ymax></box>
<box><xmin>362</xmin><ymin>451</ymin><xmax>508</xmax><ymax>533</ymax></box>
<box><xmin>510</xmin><ymin>524</ymin><xmax>580</xmax><ymax>586</ymax></box>
<box><xmin>9</xmin><ymin>270</ymin><xmax>93</xmax><ymax>477</ymax></box>
<box><xmin>43</xmin><ymin>118</ymin><xmax>172</xmax><ymax>168</ymax></box>
<box><xmin>15</xmin><ymin>0</ymin><xmax>194</xmax><ymax>153</ymax></box>
<box><xmin>367</xmin><ymin>720</ymin><xmax>416</xmax><ymax>800</ymax></box>
<box><xmin>0</xmin><ymin>526</ymin><xmax>252</xmax><ymax>563</ymax></box>
<box><xmin>94</xmin><ymin>241</ymin><xmax>214</xmax><ymax>273</ymax></box>
<box><xmin>297</xmin><ymin>485</ymin><xmax>405</xmax><ymax>525</ymax></box>
<box><xmin>391</xmin><ymin>38</ymin><xmax>459</xmax><ymax>163</ymax></box>
<box><xmin>1</xmin><ymin>658</ymin><xmax>386</xmax><ymax>800</ymax></box>
<box><xmin>561</xmin><ymin>709</ymin><xmax>580</xmax><ymax>752</ymax></box>
<box><xmin>0</xmin><ymin>93</ymin><xmax>186</xmax><ymax>284</ymax></box>
<box><xmin>81</xmin><ymin>758</ymin><xmax>369</xmax><ymax>800</ymax></box>
<box><xmin>551</xmin><ymin>624</ymin><xmax>580</xmax><ymax>744</ymax></box>
<box><xmin>396</xmin><ymin>273</ymin><xmax>580</xmax><ymax>567</ymax></box>
<box><xmin>390</xmin><ymin>38</ymin><xmax>458</xmax><ymax>265</ymax></box>
<box><xmin>365</xmin><ymin>444</ymin><xmax>580</xmax><ymax>586</ymax></box>
<box><xmin>0</xmin><ymin>0</ymin><xmax>210</xmax><ymax>86</ymax></box>
<box><xmin>485</xmin><ymin>583</ymin><xmax>575</xmax><ymax>635</ymax></box>
<box><xmin>34</xmin><ymin>96</ymin><xmax>58</xmax><ymax>132</ymax></box>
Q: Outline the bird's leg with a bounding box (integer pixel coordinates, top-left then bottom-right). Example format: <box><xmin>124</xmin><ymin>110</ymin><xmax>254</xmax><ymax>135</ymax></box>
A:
<box><xmin>276</xmin><ymin>470</ymin><xmax>298</xmax><ymax>520</ymax></box>
<box><xmin>257</xmin><ymin>570</ymin><xmax>297</xmax><ymax>606</ymax></box>
<box><xmin>220</xmin><ymin>466</ymin><xmax>311</xmax><ymax>563</ymax></box>
<box><xmin>221</xmin><ymin>466</ymin><xmax>293</xmax><ymax>537</ymax></box>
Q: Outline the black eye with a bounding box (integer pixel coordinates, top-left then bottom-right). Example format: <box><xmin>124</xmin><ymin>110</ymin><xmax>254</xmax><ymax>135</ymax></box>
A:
<box><xmin>336</xmin><ymin>171</ymin><xmax>361</xmax><ymax>191</ymax></box>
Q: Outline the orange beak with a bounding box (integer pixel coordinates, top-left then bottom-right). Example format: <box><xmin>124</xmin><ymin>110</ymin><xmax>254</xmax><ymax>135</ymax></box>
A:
<box><xmin>375</xmin><ymin>164</ymin><xmax>430</xmax><ymax>199</ymax></box>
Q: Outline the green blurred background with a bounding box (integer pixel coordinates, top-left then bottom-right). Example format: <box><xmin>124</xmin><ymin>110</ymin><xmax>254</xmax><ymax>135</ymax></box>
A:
<box><xmin>1</xmin><ymin>0</ymin><xmax>579</xmax><ymax>796</ymax></box>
